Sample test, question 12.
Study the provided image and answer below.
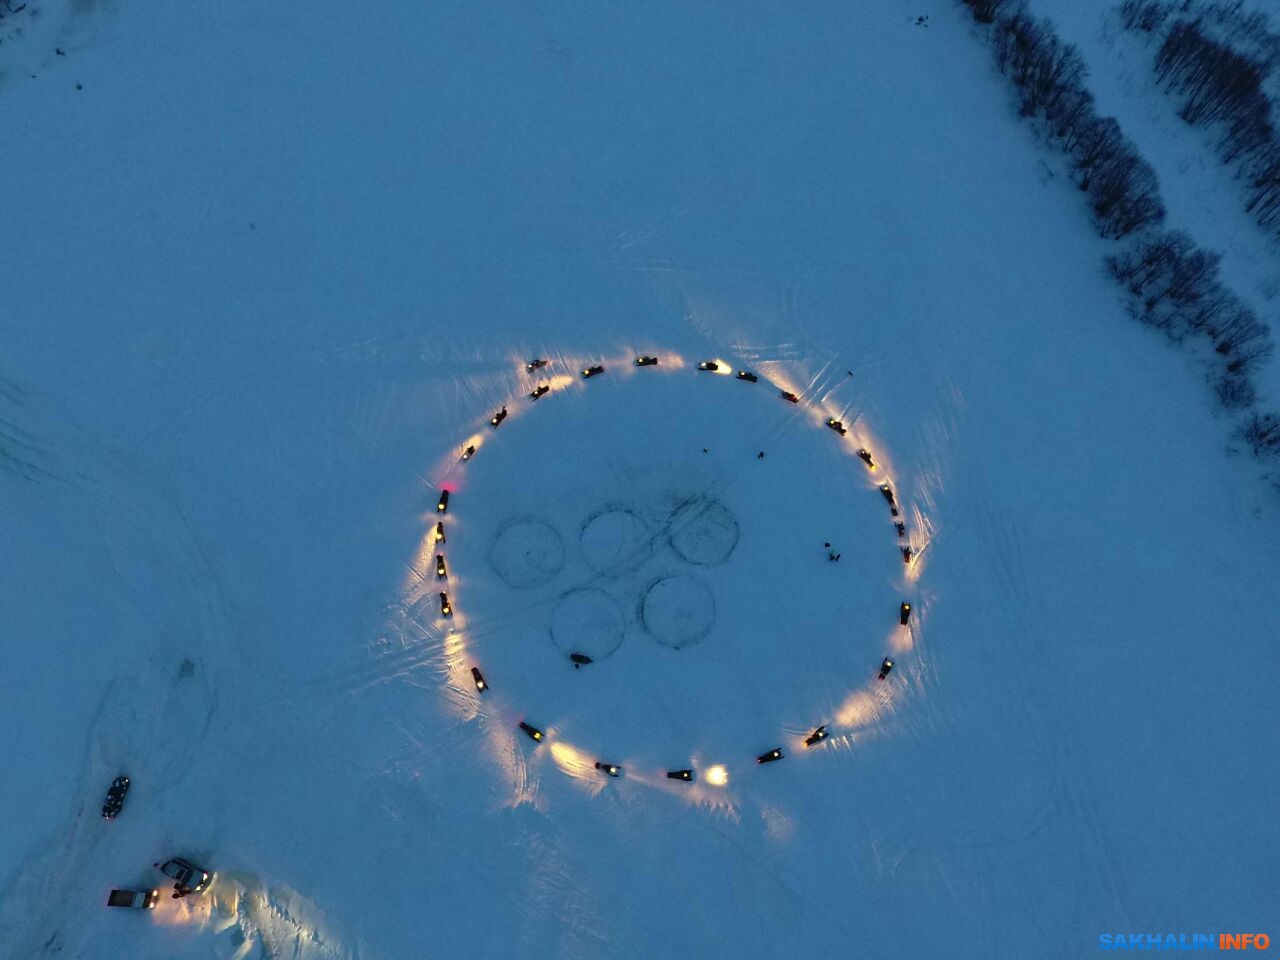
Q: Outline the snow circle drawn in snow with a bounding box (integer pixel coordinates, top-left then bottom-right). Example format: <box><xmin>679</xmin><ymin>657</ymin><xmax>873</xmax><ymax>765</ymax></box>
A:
<box><xmin>640</xmin><ymin>575</ymin><xmax>716</xmax><ymax>649</ymax></box>
<box><xmin>668</xmin><ymin>497</ymin><xmax>739</xmax><ymax>566</ymax></box>
<box><xmin>579</xmin><ymin>507</ymin><xmax>652</xmax><ymax>576</ymax></box>
<box><xmin>550</xmin><ymin>589</ymin><xmax>625</xmax><ymax>662</ymax></box>
<box><xmin>487</xmin><ymin>517</ymin><xmax>566</xmax><ymax>589</ymax></box>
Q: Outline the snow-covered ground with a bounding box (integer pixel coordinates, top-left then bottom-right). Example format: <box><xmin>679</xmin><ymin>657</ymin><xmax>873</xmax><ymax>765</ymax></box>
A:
<box><xmin>2</xmin><ymin>2</ymin><xmax>1278</xmax><ymax>958</ymax></box>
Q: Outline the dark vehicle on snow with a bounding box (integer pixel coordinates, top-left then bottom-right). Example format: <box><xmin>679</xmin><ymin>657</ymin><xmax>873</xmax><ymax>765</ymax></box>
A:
<box><xmin>530</xmin><ymin>384</ymin><xmax>550</xmax><ymax>400</ymax></box>
<box><xmin>582</xmin><ymin>365</ymin><xmax>605</xmax><ymax>379</ymax></box>
<box><xmin>735</xmin><ymin>370</ymin><xmax>758</xmax><ymax>383</ymax></box>
<box><xmin>804</xmin><ymin>726</ymin><xmax>829</xmax><ymax>747</ymax></box>
<box><xmin>756</xmin><ymin>748</ymin><xmax>783</xmax><ymax>764</ymax></box>
<box><xmin>826</xmin><ymin>418</ymin><xmax>847</xmax><ymax>436</ymax></box>
<box><xmin>519</xmin><ymin>721</ymin><xmax>544</xmax><ymax>743</ymax></box>
<box><xmin>878</xmin><ymin>657</ymin><xmax>895</xmax><ymax>681</ymax></box>
<box><xmin>489</xmin><ymin>407</ymin><xmax>508</xmax><ymax>428</ymax></box>
<box><xmin>635</xmin><ymin>356</ymin><xmax>658</xmax><ymax>367</ymax></box>
<box><xmin>471</xmin><ymin>667</ymin><xmax>487</xmax><ymax>692</ymax></box>
<box><xmin>779</xmin><ymin>390</ymin><xmax>799</xmax><ymax>403</ymax></box>
<box><xmin>595</xmin><ymin>762</ymin><xmax>621</xmax><ymax>778</ymax></box>
<box><xmin>697</xmin><ymin>361</ymin><xmax>719</xmax><ymax>372</ymax></box>
<box><xmin>666</xmin><ymin>769</ymin><xmax>693</xmax><ymax>781</ymax></box>
<box><xmin>102</xmin><ymin>777</ymin><xmax>130</xmax><ymax>819</ymax></box>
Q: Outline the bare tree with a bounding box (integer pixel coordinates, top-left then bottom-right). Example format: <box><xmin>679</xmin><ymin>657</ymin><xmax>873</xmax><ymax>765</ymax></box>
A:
<box><xmin>1214</xmin><ymin>373</ymin><xmax>1256</xmax><ymax>410</ymax></box>
<box><xmin>1237</xmin><ymin>411</ymin><xmax>1280</xmax><ymax>457</ymax></box>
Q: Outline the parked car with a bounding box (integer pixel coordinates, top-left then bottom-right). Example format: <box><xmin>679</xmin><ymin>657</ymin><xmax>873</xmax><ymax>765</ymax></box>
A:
<box><xmin>154</xmin><ymin>858</ymin><xmax>212</xmax><ymax>897</ymax></box>
<box><xmin>101</xmin><ymin>776</ymin><xmax>130</xmax><ymax>819</ymax></box>
<box><xmin>107</xmin><ymin>889</ymin><xmax>159</xmax><ymax>910</ymax></box>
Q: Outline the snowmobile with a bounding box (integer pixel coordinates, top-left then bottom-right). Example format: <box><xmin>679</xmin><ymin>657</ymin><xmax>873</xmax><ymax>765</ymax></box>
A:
<box><xmin>434</xmin><ymin>521</ymin><xmax>446</xmax><ymax>544</ymax></box>
<box><xmin>804</xmin><ymin>725</ymin><xmax>829</xmax><ymax>747</ymax></box>
<box><xmin>470</xmin><ymin>667</ymin><xmax>487</xmax><ymax>692</ymax></box>
<box><xmin>697</xmin><ymin>361</ymin><xmax>719</xmax><ymax>372</ymax></box>
<box><xmin>756</xmin><ymin>748</ymin><xmax>783</xmax><ymax>764</ymax></box>
<box><xmin>437</xmin><ymin>490</ymin><xmax>450</xmax><ymax>514</ymax></box>
<box><xmin>900</xmin><ymin>602</ymin><xmax>911</xmax><ymax>626</ymax></box>
<box><xmin>826</xmin><ymin>418</ymin><xmax>847</xmax><ymax>436</ymax></box>
<box><xmin>530</xmin><ymin>385</ymin><xmax>550</xmax><ymax>401</ymax></box>
<box><xmin>526</xmin><ymin>359</ymin><xmax>547</xmax><ymax>372</ymax></box>
<box><xmin>439</xmin><ymin>592</ymin><xmax>452</xmax><ymax>617</ymax></box>
<box><xmin>461</xmin><ymin>445</ymin><xmax>475</xmax><ymax>461</ymax></box>
<box><xmin>895</xmin><ymin>521</ymin><xmax>906</xmax><ymax>538</ymax></box>
<box><xmin>635</xmin><ymin>356</ymin><xmax>659</xmax><ymax>367</ymax></box>
<box><xmin>666</xmin><ymin>769</ymin><xmax>693</xmax><ymax>781</ymax></box>
<box><xmin>489</xmin><ymin>406</ymin><xmax>508</xmax><ymax>428</ymax></box>
<box><xmin>101</xmin><ymin>776</ymin><xmax>130</xmax><ymax>819</ymax></box>
<box><xmin>436</xmin><ymin>555</ymin><xmax>447</xmax><ymax>580</ymax></box>
<box><xmin>779</xmin><ymin>390</ymin><xmax>800</xmax><ymax>403</ymax></box>
<box><xmin>582</xmin><ymin>365</ymin><xmax>605</xmax><ymax>379</ymax></box>
<box><xmin>595</xmin><ymin>762</ymin><xmax>621</xmax><ymax>778</ymax></box>
<box><xmin>879</xmin><ymin>484</ymin><xmax>895</xmax><ymax>506</ymax></box>
<box><xmin>519</xmin><ymin>721</ymin><xmax>544</xmax><ymax>743</ymax></box>
<box><xmin>735</xmin><ymin>370</ymin><xmax>758</xmax><ymax>383</ymax></box>
<box><xmin>857</xmin><ymin>448</ymin><xmax>875</xmax><ymax>469</ymax></box>
<box><xmin>569</xmin><ymin>653</ymin><xmax>593</xmax><ymax>668</ymax></box>
<box><xmin>901</xmin><ymin>546</ymin><xmax>913</xmax><ymax>564</ymax></box>
<box><xmin>107</xmin><ymin>889</ymin><xmax>159</xmax><ymax>910</ymax></box>
<box><xmin>878</xmin><ymin>657</ymin><xmax>895</xmax><ymax>681</ymax></box>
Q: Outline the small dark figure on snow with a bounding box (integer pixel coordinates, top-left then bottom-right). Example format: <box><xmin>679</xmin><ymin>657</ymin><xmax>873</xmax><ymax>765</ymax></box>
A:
<box><xmin>569</xmin><ymin>653</ymin><xmax>593</xmax><ymax>669</ymax></box>
<box><xmin>828</xmin><ymin>552</ymin><xmax>841</xmax><ymax>562</ymax></box>
<box><xmin>915</xmin><ymin>15</ymin><xmax>929</xmax><ymax>26</ymax></box>
<box><xmin>702</xmin><ymin>448</ymin><xmax>708</xmax><ymax>453</ymax></box>
<box><xmin>757</xmin><ymin>451</ymin><xmax>765</xmax><ymax>459</ymax></box>
<box><xmin>56</xmin><ymin>47</ymin><xmax>66</xmax><ymax>56</ymax></box>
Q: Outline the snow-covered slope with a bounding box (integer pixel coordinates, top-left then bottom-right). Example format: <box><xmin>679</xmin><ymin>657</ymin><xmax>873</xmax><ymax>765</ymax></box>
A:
<box><xmin>1</xmin><ymin>2</ymin><xmax>1277</xmax><ymax>958</ymax></box>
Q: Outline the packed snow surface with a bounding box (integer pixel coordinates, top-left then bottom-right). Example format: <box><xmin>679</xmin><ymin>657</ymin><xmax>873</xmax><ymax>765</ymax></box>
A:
<box><xmin>1</xmin><ymin>2</ymin><xmax>1277</xmax><ymax>958</ymax></box>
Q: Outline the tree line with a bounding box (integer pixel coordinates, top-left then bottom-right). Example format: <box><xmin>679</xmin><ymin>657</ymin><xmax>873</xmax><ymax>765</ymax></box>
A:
<box><xmin>966</xmin><ymin>0</ymin><xmax>1167</xmax><ymax>237</ymax></box>
<box><xmin>960</xmin><ymin>0</ymin><xmax>1280</xmax><ymax>465</ymax></box>
<box><xmin>1121</xmin><ymin>1</ymin><xmax>1280</xmax><ymax>241</ymax></box>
